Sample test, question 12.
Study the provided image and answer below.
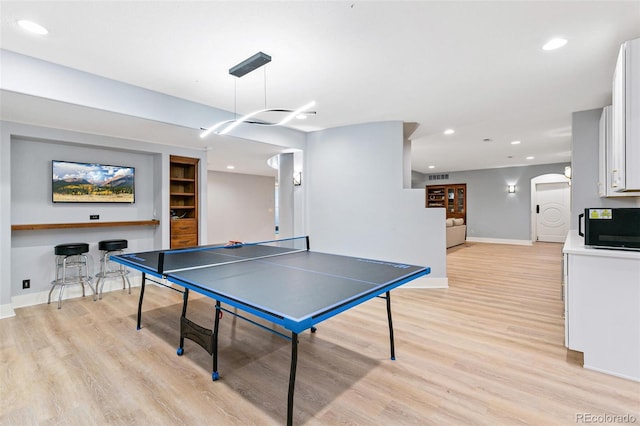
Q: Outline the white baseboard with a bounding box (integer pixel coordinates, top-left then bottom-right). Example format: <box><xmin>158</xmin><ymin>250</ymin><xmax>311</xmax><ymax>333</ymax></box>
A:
<box><xmin>584</xmin><ymin>364</ymin><xmax>640</xmax><ymax>383</ymax></box>
<box><xmin>7</xmin><ymin>276</ymin><xmax>142</xmax><ymax>313</ymax></box>
<box><xmin>403</xmin><ymin>276</ymin><xmax>448</xmax><ymax>289</ymax></box>
<box><xmin>465</xmin><ymin>237</ymin><xmax>533</xmax><ymax>246</ymax></box>
<box><xmin>0</xmin><ymin>303</ymin><xmax>16</xmax><ymax>319</ymax></box>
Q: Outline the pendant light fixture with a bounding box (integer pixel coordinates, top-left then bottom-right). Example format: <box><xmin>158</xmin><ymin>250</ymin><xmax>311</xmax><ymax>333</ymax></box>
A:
<box><xmin>200</xmin><ymin>52</ymin><xmax>315</xmax><ymax>138</ymax></box>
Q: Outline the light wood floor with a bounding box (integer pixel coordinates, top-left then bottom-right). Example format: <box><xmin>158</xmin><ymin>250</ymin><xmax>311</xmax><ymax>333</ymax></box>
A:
<box><xmin>1</xmin><ymin>242</ymin><xmax>638</xmax><ymax>425</ymax></box>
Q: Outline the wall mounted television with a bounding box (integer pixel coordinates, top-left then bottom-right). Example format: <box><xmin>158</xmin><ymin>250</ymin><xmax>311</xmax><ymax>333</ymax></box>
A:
<box><xmin>52</xmin><ymin>160</ymin><xmax>135</xmax><ymax>203</ymax></box>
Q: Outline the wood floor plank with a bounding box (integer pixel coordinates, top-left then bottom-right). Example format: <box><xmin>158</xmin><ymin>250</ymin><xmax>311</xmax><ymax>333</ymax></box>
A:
<box><xmin>1</xmin><ymin>241</ymin><xmax>638</xmax><ymax>425</ymax></box>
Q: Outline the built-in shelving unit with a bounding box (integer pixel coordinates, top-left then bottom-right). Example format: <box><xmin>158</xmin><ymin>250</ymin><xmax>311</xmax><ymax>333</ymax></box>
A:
<box><xmin>425</xmin><ymin>186</ymin><xmax>446</xmax><ymax>208</ymax></box>
<box><xmin>170</xmin><ymin>155</ymin><xmax>199</xmax><ymax>248</ymax></box>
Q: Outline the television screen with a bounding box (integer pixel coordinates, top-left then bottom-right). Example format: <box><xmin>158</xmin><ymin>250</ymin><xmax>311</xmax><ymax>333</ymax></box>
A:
<box><xmin>52</xmin><ymin>160</ymin><xmax>135</xmax><ymax>203</ymax></box>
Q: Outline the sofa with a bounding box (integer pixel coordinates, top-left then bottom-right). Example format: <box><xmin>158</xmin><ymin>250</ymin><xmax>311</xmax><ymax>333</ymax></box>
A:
<box><xmin>446</xmin><ymin>218</ymin><xmax>466</xmax><ymax>248</ymax></box>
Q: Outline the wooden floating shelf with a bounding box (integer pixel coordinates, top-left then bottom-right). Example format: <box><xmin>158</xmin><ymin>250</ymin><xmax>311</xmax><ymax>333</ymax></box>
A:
<box><xmin>11</xmin><ymin>219</ymin><xmax>160</xmax><ymax>231</ymax></box>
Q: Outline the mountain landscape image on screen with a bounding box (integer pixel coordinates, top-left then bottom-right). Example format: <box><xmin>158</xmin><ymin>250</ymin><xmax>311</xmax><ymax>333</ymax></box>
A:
<box><xmin>52</xmin><ymin>161</ymin><xmax>135</xmax><ymax>203</ymax></box>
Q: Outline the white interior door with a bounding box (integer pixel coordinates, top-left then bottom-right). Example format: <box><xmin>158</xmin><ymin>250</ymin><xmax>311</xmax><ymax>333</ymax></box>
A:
<box><xmin>535</xmin><ymin>182</ymin><xmax>570</xmax><ymax>242</ymax></box>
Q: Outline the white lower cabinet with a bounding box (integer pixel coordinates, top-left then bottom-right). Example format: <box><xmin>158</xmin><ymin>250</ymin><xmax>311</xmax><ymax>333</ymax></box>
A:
<box><xmin>564</xmin><ymin>232</ymin><xmax>640</xmax><ymax>381</ymax></box>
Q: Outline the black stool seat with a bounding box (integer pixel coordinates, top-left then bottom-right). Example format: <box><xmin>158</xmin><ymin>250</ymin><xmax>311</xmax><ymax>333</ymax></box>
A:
<box><xmin>54</xmin><ymin>243</ymin><xmax>89</xmax><ymax>256</ymax></box>
<box><xmin>99</xmin><ymin>239</ymin><xmax>128</xmax><ymax>251</ymax></box>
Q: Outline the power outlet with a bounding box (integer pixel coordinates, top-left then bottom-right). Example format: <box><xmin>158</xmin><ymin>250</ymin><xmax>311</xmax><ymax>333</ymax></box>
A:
<box><xmin>90</xmin><ymin>215</ymin><xmax>99</xmax><ymax>220</ymax></box>
<box><xmin>22</xmin><ymin>279</ymin><xmax>30</xmax><ymax>289</ymax></box>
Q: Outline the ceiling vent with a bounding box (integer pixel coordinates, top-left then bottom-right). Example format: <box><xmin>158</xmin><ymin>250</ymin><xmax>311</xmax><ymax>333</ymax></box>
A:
<box><xmin>428</xmin><ymin>173</ymin><xmax>449</xmax><ymax>181</ymax></box>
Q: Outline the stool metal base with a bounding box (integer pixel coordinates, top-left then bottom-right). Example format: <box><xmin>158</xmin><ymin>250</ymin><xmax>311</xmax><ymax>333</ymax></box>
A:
<box><xmin>96</xmin><ymin>249</ymin><xmax>131</xmax><ymax>300</ymax></box>
<box><xmin>48</xmin><ymin>254</ymin><xmax>96</xmax><ymax>309</ymax></box>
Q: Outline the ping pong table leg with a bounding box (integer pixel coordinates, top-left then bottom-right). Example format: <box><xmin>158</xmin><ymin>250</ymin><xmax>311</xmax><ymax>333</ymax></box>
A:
<box><xmin>177</xmin><ymin>288</ymin><xmax>189</xmax><ymax>356</ymax></box>
<box><xmin>136</xmin><ymin>273</ymin><xmax>146</xmax><ymax>330</ymax></box>
<box><xmin>212</xmin><ymin>300</ymin><xmax>221</xmax><ymax>381</ymax></box>
<box><xmin>385</xmin><ymin>291</ymin><xmax>396</xmax><ymax>360</ymax></box>
<box><xmin>287</xmin><ymin>332</ymin><xmax>299</xmax><ymax>426</ymax></box>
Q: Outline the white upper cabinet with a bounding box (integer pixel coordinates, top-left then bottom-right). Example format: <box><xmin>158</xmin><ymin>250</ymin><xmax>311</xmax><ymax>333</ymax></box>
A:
<box><xmin>598</xmin><ymin>106</ymin><xmax>611</xmax><ymax>197</ymax></box>
<box><xmin>610</xmin><ymin>38</ymin><xmax>640</xmax><ymax>193</ymax></box>
<box><xmin>599</xmin><ymin>106</ymin><xmax>636</xmax><ymax>197</ymax></box>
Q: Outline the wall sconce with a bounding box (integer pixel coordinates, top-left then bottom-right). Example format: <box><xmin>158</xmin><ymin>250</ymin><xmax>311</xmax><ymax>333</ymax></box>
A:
<box><xmin>293</xmin><ymin>172</ymin><xmax>302</xmax><ymax>186</ymax></box>
<box><xmin>508</xmin><ymin>184</ymin><xmax>516</xmax><ymax>193</ymax></box>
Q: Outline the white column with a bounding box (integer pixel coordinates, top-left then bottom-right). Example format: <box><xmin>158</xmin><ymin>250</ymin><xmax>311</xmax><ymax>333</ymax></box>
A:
<box><xmin>278</xmin><ymin>153</ymin><xmax>294</xmax><ymax>239</ymax></box>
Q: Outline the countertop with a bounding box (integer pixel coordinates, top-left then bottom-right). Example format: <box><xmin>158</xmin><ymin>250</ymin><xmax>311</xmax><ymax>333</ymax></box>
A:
<box><xmin>563</xmin><ymin>231</ymin><xmax>640</xmax><ymax>259</ymax></box>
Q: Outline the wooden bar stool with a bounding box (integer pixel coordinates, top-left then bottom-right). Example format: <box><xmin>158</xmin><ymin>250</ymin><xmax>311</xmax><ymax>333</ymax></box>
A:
<box><xmin>95</xmin><ymin>239</ymin><xmax>131</xmax><ymax>300</ymax></box>
<box><xmin>49</xmin><ymin>243</ymin><xmax>95</xmax><ymax>309</ymax></box>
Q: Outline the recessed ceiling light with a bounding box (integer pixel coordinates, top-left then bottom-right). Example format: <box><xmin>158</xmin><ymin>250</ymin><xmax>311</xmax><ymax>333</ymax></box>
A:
<box><xmin>17</xmin><ymin>19</ymin><xmax>48</xmax><ymax>35</ymax></box>
<box><xmin>428</xmin><ymin>165</ymin><xmax>435</xmax><ymax>169</ymax></box>
<box><xmin>511</xmin><ymin>140</ymin><xmax>521</xmax><ymax>145</ymax></box>
<box><xmin>226</xmin><ymin>165</ymin><xmax>235</xmax><ymax>170</ymax></box>
<box><xmin>526</xmin><ymin>156</ymin><xmax>535</xmax><ymax>160</ymax></box>
<box><xmin>542</xmin><ymin>38</ymin><xmax>567</xmax><ymax>51</ymax></box>
<box><xmin>443</xmin><ymin>129</ymin><xmax>455</xmax><ymax>135</ymax></box>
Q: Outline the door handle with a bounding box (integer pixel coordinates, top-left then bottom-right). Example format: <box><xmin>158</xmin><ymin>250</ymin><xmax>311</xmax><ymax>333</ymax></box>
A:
<box><xmin>536</xmin><ymin>205</ymin><xmax>540</xmax><ymax>214</ymax></box>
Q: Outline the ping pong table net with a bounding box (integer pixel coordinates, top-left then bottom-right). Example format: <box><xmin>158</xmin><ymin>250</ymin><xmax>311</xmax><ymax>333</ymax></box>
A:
<box><xmin>156</xmin><ymin>236</ymin><xmax>310</xmax><ymax>275</ymax></box>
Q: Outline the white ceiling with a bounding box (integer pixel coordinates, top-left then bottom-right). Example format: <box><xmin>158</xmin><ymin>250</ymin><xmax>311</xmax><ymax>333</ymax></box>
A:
<box><xmin>1</xmin><ymin>1</ymin><xmax>639</xmax><ymax>176</ymax></box>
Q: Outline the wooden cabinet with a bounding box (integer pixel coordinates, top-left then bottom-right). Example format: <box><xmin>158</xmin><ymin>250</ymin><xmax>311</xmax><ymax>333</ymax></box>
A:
<box><xmin>170</xmin><ymin>219</ymin><xmax>198</xmax><ymax>248</ymax></box>
<box><xmin>170</xmin><ymin>155</ymin><xmax>198</xmax><ymax>248</ymax></box>
<box><xmin>426</xmin><ymin>184</ymin><xmax>466</xmax><ymax>222</ymax></box>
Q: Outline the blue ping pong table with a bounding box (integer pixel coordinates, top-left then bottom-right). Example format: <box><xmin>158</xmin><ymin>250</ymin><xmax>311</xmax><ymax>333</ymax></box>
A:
<box><xmin>111</xmin><ymin>236</ymin><xmax>429</xmax><ymax>425</ymax></box>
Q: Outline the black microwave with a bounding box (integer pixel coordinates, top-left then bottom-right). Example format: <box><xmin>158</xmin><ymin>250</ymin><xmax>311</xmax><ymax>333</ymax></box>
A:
<box><xmin>578</xmin><ymin>208</ymin><xmax>640</xmax><ymax>251</ymax></box>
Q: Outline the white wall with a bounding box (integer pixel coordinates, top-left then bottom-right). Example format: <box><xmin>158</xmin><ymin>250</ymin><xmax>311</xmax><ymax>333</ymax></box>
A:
<box><xmin>306</xmin><ymin>121</ymin><xmax>447</xmax><ymax>287</ymax></box>
<box><xmin>0</xmin><ymin>125</ymin><xmax>10</xmax><ymax>317</ymax></box>
<box><xmin>207</xmin><ymin>171</ymin><xmax>276</xmax><ymax>243</ymax></box>
<box><xmin>12</xmin><ymin>138</ymin><xmax>155</xmax><ymax>224</ymax></box>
